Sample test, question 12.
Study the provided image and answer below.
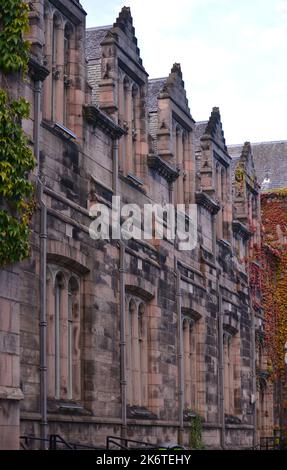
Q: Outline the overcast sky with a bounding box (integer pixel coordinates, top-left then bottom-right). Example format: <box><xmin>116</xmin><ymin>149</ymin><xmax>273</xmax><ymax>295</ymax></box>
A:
<box><xmin>81</xmin><ymin>0</ymin><xmax>287</xmax><ymax>145</ymax></box>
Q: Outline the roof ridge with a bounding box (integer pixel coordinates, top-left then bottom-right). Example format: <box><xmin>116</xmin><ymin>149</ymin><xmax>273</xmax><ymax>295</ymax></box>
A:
<box><xmin>252</xmin><ymin>140</ymin><xmax>287</xmax><ymax>145</ymax></box>
<box><xmin>229</xmin><ymin>140</ymin><xmax>287</xmax><ymax>147</ymax></box>
<box><xmin>148</xmin><ymin>77</ymin><xmax>168</xmax><ymax>82</ymax></box>
<box><xmin>86</xmin><ymin>25</ymin><xmax>112</xmax><ymax>31</ymax></box>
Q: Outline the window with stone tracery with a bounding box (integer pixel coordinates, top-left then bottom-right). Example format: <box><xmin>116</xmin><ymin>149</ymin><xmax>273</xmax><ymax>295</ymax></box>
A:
<box><xmin>125</xmin><ymin>296</ymin><xmax>148</xmax><ymax>407</ymax></box>
<box><xmin>43</xmin><ymin>3</ymin><xmax>75</xmax><ymax>129</ymax></box>
<box><xmin>172</xmin><ymin>121</ymin><xmax>191</xmax><ymax>206</ymax></box>
<box><xmin>183</xmin><ymin>317</ymin><xmax>199</xmax><ymax>411</ymax></box>
<box><xmin>51</xmin><ymin>12</ymin><xmax>61</xmax><ymax>122</ymax></box>
<box><xmin>47</xmin><ymin>267</ymin><xmax>81</xmax><ymax>401</ymax></box>
<box><xmin>63</xmin><ymin>22</ymin><xmax>74</xmax><ymax>127</ymax></box>
<box><xmin>215</xmin><ymin>162</ymin><xmax>230</xmax><ymax>241</ymax></box>
<box><xmin>223</xmin><ymin>330</ymin><xmax>240</xmax><ymax>416</ymax></box>
<box><xmin>118</xmin><ymin>71</ymin><xmax>143</xmax><ymax>177</ymax></box>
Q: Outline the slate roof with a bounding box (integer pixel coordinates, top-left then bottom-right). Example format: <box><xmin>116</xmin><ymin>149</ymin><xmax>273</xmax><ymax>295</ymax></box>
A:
<box><xmin>229</xmin><ymin>141</ymin><xmax>287</xmax><ymax>190</ymax></box>
<box><xmin>193</xmin><ymin>121</ymin><xmax>208</xmax><ymax>173</ymax></box>
<box><xmin>147</xmin><ymin>78</ymin><xmax>167</xmax><ymax>112</ymax></box>
<box><xmin>228</xmin><ymin>145</ymin><xmax>243</xmax><ymax>182</ymax></box>
<box><xmin>193</xmin><ymin>121</ymin><xmax>208</xmax><ymax>152</ymax></box>
<box><xmin>86</xmin><ymin>26</ymin><xmax>111</xmax><ymax>61</ymax></box>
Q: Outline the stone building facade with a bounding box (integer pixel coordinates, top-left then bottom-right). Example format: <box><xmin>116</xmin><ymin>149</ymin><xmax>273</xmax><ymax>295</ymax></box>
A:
<box><xmin>0</xmin><ymin>1</ymin><xmax>275</xmax><ymax>449</ymax></box>
<box><xmin>230</xmin><ymin>140</ymin><xmax>287</xmax><ymax>440</ymax></box>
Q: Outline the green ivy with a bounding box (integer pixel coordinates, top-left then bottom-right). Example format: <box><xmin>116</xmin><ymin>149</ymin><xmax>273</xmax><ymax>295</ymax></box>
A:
<box><xmin>235</xmin><ymin>164</ymin><xmax>244</xmax><ymax>183</ymax></box>
<box><xmin>189</xmin><ymin>413</ymin><xmax>205</xmax><ymax>450</ymax></box>
<box><xmin>0</xmin><ymin>1</ymin><xmax>36</xmax><ymax>267</ymax></box>
<box><xmin>0</xmin><ymin>0</ymin><xmax>30</xmax><ymax>74</ymax></box>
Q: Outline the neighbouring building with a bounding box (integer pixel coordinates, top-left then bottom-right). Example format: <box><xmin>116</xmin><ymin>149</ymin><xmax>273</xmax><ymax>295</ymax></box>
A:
<box><xmin>0</xmin><ymin>1</ymin><xmax>275</xmax><ymax>450</ymax></box>
<box><xmin>230</xmin><ymin>141</ymin><xmax>287</xmax><ymax>440</ymax></box>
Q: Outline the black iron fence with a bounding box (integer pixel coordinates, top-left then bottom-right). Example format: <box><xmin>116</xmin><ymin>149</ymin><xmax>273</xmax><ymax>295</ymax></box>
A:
<box><xmin>21</xmin><ymin>434</ymin><xmax>185</xmax><ymax>451</ymax></box>
<box><xmin>106</xmin><ymin>435</ymin><xmax>158</xmax><ymax>450</ymax></box>
<box><xmin>259</xmin><ymin>435</ymin><xmax>287</xmax><ymax>450</ymax></box>
<box><xmin>20</xmin><ymin>434</ymin><xmax>103</xmax><ymax>450</ymax></box>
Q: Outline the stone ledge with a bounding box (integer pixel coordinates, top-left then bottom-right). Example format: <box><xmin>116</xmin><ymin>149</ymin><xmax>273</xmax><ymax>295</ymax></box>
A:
<box><xmin>225</xmin><ymin>423</ymin><xmax>254</xmax><ymax>429</ymax></box>
<box><xmin>119</xmin><ymin>174</ymin><xmax>146</xmax><ymax>194</ymax></box>
<box><xmin>0</xmin><ymin>386</ymin><xmax>23</xmax><ymax>401</ymax></box>
<box><xmin>21</xmin><ymin>412</ymin><xmax>179</xmax><ymax>427</ymax></box>
<box><xmin>28</xmin><ymin>56</ymin><xmax>50</xmax><ymax>82</ymax></box>
<box><xmin>83</xmin><ymin>105</ymin><xmax>125</xmax><ymax>139</ymax></box>
<box><xmin>232</xmin><ymin>220</ymin><xmax>253</xmax><ymax>240</ymax></box>
<box><xmin>195</xmin><ymin>191</ymin><xmax>220</xmax><ymax>215</ymax></box>
<box><xmin>127</xmin><ymin>405</ymin><xmax>157</xmax><ymax>420</ymax></box>
<box><xmin>42</xmin><ymin>120</ymin><xmax>78</xmax><ymax>143</ymax></box>
<box><xmin>147</xmin><ymin>154</ymin><xmax>179</xmax><ymax>183</ymax></box>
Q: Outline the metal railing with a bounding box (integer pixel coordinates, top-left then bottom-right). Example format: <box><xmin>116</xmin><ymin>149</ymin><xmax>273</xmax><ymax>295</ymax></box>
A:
<box><xmin>20</xmin><ymin>434</ymin><xmax>103</xmax><ymax>450</ymax></box>
<box><xmin>106</xmin><ymin>435</ymin><xmax>157</xmax><ymax>450</ymax></box>
<box><xmin>259</xmin><ymin>436</ymin><xmax>286</xmax><ymax>450</ymax></box>
<box><xmin>21</xmin><ymin>434</ymin><xmax>158</xmax><ymax>450</ymax></box>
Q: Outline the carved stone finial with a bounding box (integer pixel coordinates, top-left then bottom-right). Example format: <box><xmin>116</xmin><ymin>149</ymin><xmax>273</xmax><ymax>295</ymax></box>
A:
<box><xmin>241</xmin><ymin>141</ymin><xmax>251</xmax><ymax>159</ymax></box>
<box><xmin>204</xmin><ymin>107</ymin><xmax>227</xmax><ymax>151</ymax></box>
<box><xmin>114</xmin><ymin>6</ymin><xmax>133</xmax><ymax>30</ymax></box>
<box><xmin>171</xmin><ymin>63</ymin><xmax>182</xmax><ymax>78</ymax></box>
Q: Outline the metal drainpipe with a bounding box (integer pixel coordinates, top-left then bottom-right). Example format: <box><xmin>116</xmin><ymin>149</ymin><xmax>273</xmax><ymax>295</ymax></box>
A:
<box><xmin>112</xmin><ymin>139</ymin><xmax>119</xmax><ymax>195</ymax></box>
<box><xmin>212</xmin><ymin>210</ymin><xmax>225</xmax><ymax>449</ymax></box>
<box><xmin>175</xmin><ymin>257</ymin><xmax>184</xmax><ymax>445</ymax></box>
<box><xmin>119</xmin><ymin>241</ymin><xmax>127</xmax><ymax>440</ymax></box>
<box><xmin>217</xmin><ymin>270</ymin><xmax>225</xmax><ymax>449</ymax></box>
<box><xmin>39</xmin><ymin>185</ymin><xmax>48</xmax><ymax>449</ymax></box>
<box><xmin>245</xmin><ymin>233</ymin><xmax>257</xmax><ymax>446</ymax></box>
<box><xmin>250</xmin><ymin>306</ymin><xmax>257</xmax><ymax>448</ymax></box>
<box><xmin>34</xmin><ymin>79</ymin><xmax>48</xmax><ymax>448</ymax></box>
<box><xmin>112</xmin><ymin>139</ymin><xmax>127</xmax><ymax>440</ymax></box>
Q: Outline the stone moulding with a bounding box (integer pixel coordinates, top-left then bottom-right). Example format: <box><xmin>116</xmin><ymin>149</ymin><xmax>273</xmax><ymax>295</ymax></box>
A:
<box><xmin>127</xmin><ymin>405</ymin><xmax>157</xmax><ymax>420</ymax></box>
<box><xmin>147</xmin><ymin>154</ymin><xmax>179</xmax><ymax>183</ymax></box>
<box><xmin>181</xmin><ymin>307</ymin><xmax>202</xmax><ymax>322</ymax></box>
<box><xmin>126</xmin><ymin>172</ymin><xmax>144</xmax><ymax>187</ymax></box>
<box><xmin>54</xmin><ymin>122</ymin><xmax>77</xmax><ymax>140</ymax></box>
<box><xmin>50</xmin><ymin>0</ymin><xmax>86</xmax><ymax>24</ymax></box>
<box><xmin>0</xmin><ymin>386</ymin><xmax>24</xmax><ymax>401</ymax></box>
<box><xmin>47</xmin><ymin>252</ymin><xmax>90</xmax><ymax>275</ymax></box>
<box><xmin>83</xmin><ymin>105</ymin><xmax>125</xmax><ymax>139</ymax></box>
<box><xmin>42</xmin><ymin>120</ymin><xmax>78</xmax><ymax>142</ymax></box>
<box><xmin>223</xmin><ymin>316</ymin><xmax>239</xmax><ymax>335</ymax></box>
<box><xmin>232</xmin><ymin>220</ymin><xmax>253</xmax><ymax>240</ymax></box>
<box><xmin>195</xmin><ymin>191</ymin><xmax>220</xmax><ymax>215</ymax></box>
<box><xmin>125</xmin><ymin>284</ymin><xmax>155</xmax><ymax>301</ymax></box>
<box><xmin>28</xmin><ymin>56</ymin><xmax>50</xmax><ymax>82</ymax></box>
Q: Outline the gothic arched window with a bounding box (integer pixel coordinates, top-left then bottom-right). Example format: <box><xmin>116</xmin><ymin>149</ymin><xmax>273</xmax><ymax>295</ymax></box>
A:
<box><xmin>126</xmin><ymin>296</ymin><xmax>148</xmax><ymax>407</ymax></box>
<box><xmin>183</xmin><ymin>317</ymin><xmax>199</xmax><ymax>410</ymax></box>
<box><xmin>47</xmin><ymin>267</ymin><xmax>81</xmax><ymax>401</ymax></box>
<box><xmin>63</xmin><ymin>22</ymin><xmax>74</xmax><ymax>127</ymax></box>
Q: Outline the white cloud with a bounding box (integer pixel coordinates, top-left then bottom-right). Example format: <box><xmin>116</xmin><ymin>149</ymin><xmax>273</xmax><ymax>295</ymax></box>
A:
<box><xmin>275</xmin><ymin>0</ymin><xmax>287</xmax><ymax>13</ymax></box>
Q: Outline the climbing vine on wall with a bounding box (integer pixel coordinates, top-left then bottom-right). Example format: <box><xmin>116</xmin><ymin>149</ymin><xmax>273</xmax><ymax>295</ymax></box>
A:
<box><xmin>0</xmin><ymin>1</ymin><xmax>36</xmax><ymax>267</ymax></box>
<box><xmin>260</xmin><ymin>191</ymin><xmax>287</xmax><ymax>379</ymax></box>
<box><xmin>189</xmin><ymin>413</ymin><xmax>205</xmax><ymax>450</ymax></box>
<box><xmin>0</xmin><ymin>0</ymin><xmax>30</xmax><ymax>74</ymax></box>
<box><xmin>246</xmin><ymin>190</ymin><xmax>287</xmax><ymax>379</ymax></box>
<box><xmin>235</xmin><ymin>164</ymin><xmax>244</xmax><ymax>184</ymax></box>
